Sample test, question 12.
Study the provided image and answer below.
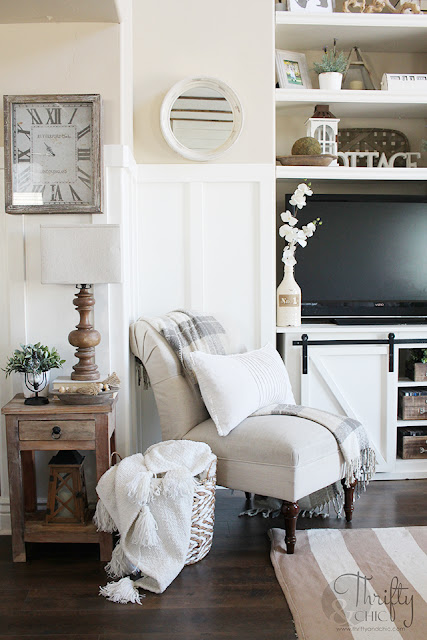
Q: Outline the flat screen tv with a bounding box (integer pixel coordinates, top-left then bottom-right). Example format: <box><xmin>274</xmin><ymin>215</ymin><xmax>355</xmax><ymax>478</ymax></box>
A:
<box><xmin>283</xmin><ymin>194</ymin><xmax>427</xmax><ymax>323</ymax></box>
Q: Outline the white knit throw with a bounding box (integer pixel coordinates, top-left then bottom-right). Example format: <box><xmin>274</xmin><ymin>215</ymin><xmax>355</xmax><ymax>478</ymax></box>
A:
<box><xmin>94</xmin><ymin>440</ymin><xmax>216</xmax><ymax>603</ymax></box>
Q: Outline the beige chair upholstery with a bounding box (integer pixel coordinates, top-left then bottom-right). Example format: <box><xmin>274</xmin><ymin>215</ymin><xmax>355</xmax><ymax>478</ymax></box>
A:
<box><xmin>130</xmin><ymin>318</ymin><xmax>351</xmax><ymax>553</ymax></box>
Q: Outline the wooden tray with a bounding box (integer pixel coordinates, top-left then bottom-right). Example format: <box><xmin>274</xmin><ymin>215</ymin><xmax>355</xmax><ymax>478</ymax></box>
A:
<box><xmin>52</xmin><ymin>391</ymin><xmax>114</xmax><ymax>405</ymax></box>
<box><xmin>277</xmin><ymin>154</ymin><xmax>337</xmax><ymax>166</ymax></box>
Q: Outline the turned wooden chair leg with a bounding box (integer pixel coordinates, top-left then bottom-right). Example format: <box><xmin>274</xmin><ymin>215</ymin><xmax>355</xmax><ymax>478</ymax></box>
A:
<box><xmin>244</xmin><ymin>492</ymin><xmax>251</xmax><ymax>501</ymax></box>
<box><xmin>281</xmin><ymin>500</ymin><xmax>300</xmax><ymax>554</ymax></box>
<box><xmin>342</xmin><ymin>479</ymin><xmax>357</xmax><ymax>522</ymax></box>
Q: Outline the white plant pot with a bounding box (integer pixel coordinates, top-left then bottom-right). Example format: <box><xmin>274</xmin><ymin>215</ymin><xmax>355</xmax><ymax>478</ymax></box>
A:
<box><xmin>318</xmin><ymin>72</ymin><xmax>343</xmax><ymax>91</ymax></box>
<box><xmin>20</xmin><ymin>371</ymin><xmax>50</xmax><ymax>398</ymax></box>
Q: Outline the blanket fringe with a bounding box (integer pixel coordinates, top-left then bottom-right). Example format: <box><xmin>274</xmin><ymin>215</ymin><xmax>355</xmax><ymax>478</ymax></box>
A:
<box><xmin>93</xmin><ymin>500</ymin><xmax>117</xmax><ymax>533</ymax></box>
<box><xmin>105</xmin><ymin>542</ymin><xmax>136</xmax><ymax>578</ymax></box>
<box><xmin>131</xmin><ymin>505</ymin><xmax>160</xmax><ymax>547</ymax></box>
<box><xmin>126</xmin><ymin>471</ymin><xmax>153</xmax><ymax>506</ymax></box>
<box><xmin>99</xmin><ymin>577</ymin><xmax>145</xmax><ymax>605</ymax></box>
<box><xmin>344</xmin><ymin>447</ymin><xmax>376</xmax><ymax>489</ymax></box>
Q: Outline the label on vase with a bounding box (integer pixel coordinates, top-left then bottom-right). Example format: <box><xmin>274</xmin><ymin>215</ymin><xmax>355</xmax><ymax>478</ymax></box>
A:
<box><xmin>279</xmin><ymin>293</ymin><xmax>300</xmax><ymax>307</ymax></box>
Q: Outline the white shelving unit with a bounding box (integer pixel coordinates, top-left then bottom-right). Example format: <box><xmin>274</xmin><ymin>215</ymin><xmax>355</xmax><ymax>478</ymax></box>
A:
<box><xmin>275</xmin><ymin>13</ymin><xmax>427</xmax><ymax>479</ymax></box>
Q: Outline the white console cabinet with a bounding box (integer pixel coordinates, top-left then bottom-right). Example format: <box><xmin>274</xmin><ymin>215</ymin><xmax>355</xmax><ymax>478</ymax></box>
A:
<box><xmin>277</xmin><ymin>324</ymin><xmax>427</xmax><ymax>480</ymax></box>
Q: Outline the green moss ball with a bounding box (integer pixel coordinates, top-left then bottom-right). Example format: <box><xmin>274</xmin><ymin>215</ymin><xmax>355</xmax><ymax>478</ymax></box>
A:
<box><xmin>291</xmin><ymin>137</ymin><xmax>322</xmax><ymax>156</ymax></box>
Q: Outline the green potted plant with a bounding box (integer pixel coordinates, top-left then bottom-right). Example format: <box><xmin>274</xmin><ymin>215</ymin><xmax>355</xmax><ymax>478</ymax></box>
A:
<box><xmin>3</xmin><ymin>343</ymin><xmax>65</xmax><ymax>399</ymax></box>
<box><xmin>314</xmin><ymin>39</ymin><xmax>347</xmax><ymax>91</ymax></box>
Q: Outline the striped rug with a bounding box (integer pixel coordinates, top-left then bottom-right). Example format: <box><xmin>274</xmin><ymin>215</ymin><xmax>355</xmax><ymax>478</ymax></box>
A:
<box><xmin>269</xmin><ymin>527</ymin><xmax>427</xmax><ymax>640</ymax></box>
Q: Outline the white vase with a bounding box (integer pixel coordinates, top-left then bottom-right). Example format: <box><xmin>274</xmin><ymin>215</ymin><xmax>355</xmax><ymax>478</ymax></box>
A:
<box><xmin>20</xmin><ymin>371</ymin><xmax>50</xmax><ymax>398</ymax></box>
<box><xmin>277</xmin><ymin>265</ymin><xmax>301</xmax><ymax>327</ymax></box>
<box><xmin>318</xmin><ymin>72</ymin><xmax>343</xmax><ymax>91</ymax></box>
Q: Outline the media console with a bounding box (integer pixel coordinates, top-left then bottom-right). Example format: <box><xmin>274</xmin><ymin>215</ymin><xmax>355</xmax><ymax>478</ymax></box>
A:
<box><xmin>277</xmin><ymin>323</ymin><xmax>427</xmax><ymax>480</ymax></box>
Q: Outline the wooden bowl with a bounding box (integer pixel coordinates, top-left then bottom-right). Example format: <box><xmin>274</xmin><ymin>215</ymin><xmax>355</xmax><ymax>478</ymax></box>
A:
<box><xmin>52</xmin><ymin>391</ymin><xmax>114</xmax><ymax>405</ymax></box>
<box><xmin>277</xmin><ymin>154</ymin><xmax>337</xmax><ymax>166</ymax></box>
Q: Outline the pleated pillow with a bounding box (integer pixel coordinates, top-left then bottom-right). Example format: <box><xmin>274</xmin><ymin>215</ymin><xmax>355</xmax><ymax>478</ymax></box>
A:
<box><xmin>191</xmin><ymin>343</ymin><xmax>295</xmax><ymax>436</ymax></box>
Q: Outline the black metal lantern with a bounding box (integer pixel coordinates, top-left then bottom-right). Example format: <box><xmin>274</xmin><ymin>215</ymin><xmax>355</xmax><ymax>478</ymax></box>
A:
<box><xmin>23</xmin><ymin>370</ymin><xmax>49</xmax><ymax>406</ymax></box>
<box><xmin>46</xmin><ymin>451</ymin><xmax>88</xmax><ymax>524</ymax></box>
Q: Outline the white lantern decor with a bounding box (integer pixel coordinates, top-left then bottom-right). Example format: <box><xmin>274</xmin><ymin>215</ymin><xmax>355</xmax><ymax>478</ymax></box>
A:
<box><xmin>306</xmin><ymin>104</ymin><xmax>340</xmax><ymax>166</ymax></box>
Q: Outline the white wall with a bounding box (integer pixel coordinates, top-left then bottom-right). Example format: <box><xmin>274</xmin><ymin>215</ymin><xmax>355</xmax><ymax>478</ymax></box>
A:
<box><xmin>0</xmin><ymin>22</ymin><xmax>121</xmax><ymax>146</ymax></box>
<box><xmin>132</xmin><ymin>0</ymin><xmax>275</xmax><ymax>164</ymax></box>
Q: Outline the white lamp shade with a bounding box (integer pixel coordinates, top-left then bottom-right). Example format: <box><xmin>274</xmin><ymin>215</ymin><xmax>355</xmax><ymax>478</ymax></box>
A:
<box><xmin>41</xmin><ymin>224</ymin><xmax>122</xmax><ymax>285</ymax></box>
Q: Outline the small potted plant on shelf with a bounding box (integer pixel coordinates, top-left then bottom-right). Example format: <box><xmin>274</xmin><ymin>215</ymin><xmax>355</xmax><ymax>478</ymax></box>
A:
<box><xmin>3</xmin><ymin>343</ymin><xmax>65</xmax><ymax>404</ymax></box>
<box><xmin>406</xmin><ymin>348</ymin><xmax>427</xmax><ymax>382</ymax></box>
<box><xmin>314</xmin><ymin>39</ymin><xmax>347</xmax><ymax>91</ymax></box>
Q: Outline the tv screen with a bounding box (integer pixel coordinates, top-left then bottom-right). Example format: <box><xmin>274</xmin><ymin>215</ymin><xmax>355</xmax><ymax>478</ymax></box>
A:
<box><xmin>283</xmin><ymin>195</ymin><xmax>427</xmax><ymax>321</ymax></box>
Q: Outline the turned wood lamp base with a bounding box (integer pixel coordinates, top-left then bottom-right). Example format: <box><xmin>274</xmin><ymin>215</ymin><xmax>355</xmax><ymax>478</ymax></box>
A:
<box><xmin>68</xmin><ymin>285</ymin><xmax>101</xmax><ymax>381</ymax></box>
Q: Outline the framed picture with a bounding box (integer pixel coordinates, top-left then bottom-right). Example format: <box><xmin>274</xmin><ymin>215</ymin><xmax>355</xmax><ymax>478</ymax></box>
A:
<box><xmin>4</xmin><ymin>94</ymin><xmax>103</xmax><ymax>214</ymax></box>
<box><xmin>275</xmin><ymin>50</ymin><xmax>312</xmax><ymax>90</ymax></box>
<box><xmin>287</xmin><ymin>0</ymin><xmax>334</xmax><ymax>12</ymax></box>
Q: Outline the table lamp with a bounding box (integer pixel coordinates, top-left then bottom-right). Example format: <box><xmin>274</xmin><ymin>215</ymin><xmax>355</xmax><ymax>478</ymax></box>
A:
<box><xmin>40</xmin><ymin>224</ymin><xmax>122</xmax><ymax>381</ymax></box>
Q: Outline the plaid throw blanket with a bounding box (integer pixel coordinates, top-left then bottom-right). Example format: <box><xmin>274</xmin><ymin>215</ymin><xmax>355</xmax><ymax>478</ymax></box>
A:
<box><xmin>139</xmin><ymin>310</ymin><xmax>231</xmax><ymax>388</ymax></box>
<box><xmin>252</xmin><ymin>404</ymin><xmax>375</xmax><ymax>489</ymax></box>
<box><xmin>140</xmin><ymin>310</ymin><xmax>375</xmax><ymax>512</ymax></box>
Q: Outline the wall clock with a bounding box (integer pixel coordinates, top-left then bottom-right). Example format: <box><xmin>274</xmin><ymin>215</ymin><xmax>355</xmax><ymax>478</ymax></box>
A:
<box><xmin>3</xmin><ymin>94</ymin><xmax>103</xmax><ymax>214</ymax></box>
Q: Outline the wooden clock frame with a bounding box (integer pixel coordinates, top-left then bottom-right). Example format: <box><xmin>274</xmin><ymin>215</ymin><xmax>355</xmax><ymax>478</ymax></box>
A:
<box><xmin>3</xmin><ymin>94</ymin><xmax>103</xmax><ymax>215</ymax></box>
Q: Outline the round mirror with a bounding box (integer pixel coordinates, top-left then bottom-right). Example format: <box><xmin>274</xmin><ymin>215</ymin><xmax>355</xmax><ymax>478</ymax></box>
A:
<box><xmin>160</xmin><ymin>77</ymin><xmax>243</xmax><ymax>161</ymax></box>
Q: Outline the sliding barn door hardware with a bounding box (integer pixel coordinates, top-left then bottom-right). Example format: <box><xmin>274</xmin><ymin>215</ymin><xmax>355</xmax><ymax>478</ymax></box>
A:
<box><xmin>292</xmin><ymin>333</ymin><xmax>427</xmax><ymax>375</ymax></box>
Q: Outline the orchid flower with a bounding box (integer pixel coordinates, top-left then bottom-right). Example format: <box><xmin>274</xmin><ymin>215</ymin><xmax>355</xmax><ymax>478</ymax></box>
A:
<box><xmin>280</xmin><ymin>210</ymin><xmax>298</xmax><ymax>226</ymax></box>
<box><xmin>296</xmin><ymin>183</ymin><xmax>313</xmax><ymax>197</ymax></box>
<box><xmin>282</xmin><ymin>246</ymin><xmax>297</xmax><ymax>267</ymax></box>
<box><xmin>279</xmin><ymin>223</ymin><xmax>295</xmax><ymax>240</ymax></box>
<box><xmin>302</xmin><ymin>222</ymin><xmax>316</xmax><ymax>238</ymax></box>
<box><xmin>289</xmin><ymin>191</ymin><xmax>306</xmax><ymax>209</ymax></box>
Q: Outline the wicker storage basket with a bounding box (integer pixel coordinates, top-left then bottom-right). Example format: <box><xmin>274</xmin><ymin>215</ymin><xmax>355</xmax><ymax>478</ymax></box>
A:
<box><xmin>185</xmin><ymin>458</ymin><xmax>217</xmax><ymax>566</ymax></box>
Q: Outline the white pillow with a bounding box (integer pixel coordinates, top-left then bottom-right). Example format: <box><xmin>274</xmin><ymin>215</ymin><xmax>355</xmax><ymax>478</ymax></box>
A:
<box><xmin>191</xmin><ymin>343</ymin><xmax>295</xmax><ymax>436</ymax></box>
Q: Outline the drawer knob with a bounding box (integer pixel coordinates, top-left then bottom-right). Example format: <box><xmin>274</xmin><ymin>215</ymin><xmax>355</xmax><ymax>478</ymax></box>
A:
<box><xmin>51</xmin><ymin>426</ymin><xmax>61</xmax><ymax>439</ymax></box>
<box><xmin>420</xmin><ymin>447</ymin><xmax>427</xmax><ymax>454</ymax></box>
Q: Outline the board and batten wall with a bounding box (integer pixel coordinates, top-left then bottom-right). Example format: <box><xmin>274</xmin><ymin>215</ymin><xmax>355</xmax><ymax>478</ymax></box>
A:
<box><xmin>0</xmin><ymin>146</ymin><xmax>139</xmax><ymax>531</ymax></box>
<box><xmin>134</xmin><ymin>164</ymin><xmax>276</xmax><ymax>451</ymax></box>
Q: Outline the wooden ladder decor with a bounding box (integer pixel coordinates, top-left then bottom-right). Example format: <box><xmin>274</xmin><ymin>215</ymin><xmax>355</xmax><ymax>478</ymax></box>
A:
<box><xmin>343</xmin><ymin>46</ymin><xmax>380</xmax><ymax>91</ymax></box>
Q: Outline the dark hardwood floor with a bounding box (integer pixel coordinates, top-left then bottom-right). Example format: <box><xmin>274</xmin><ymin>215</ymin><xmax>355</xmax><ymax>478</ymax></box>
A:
<box><xmin>0</xmin><ymin>480</ymin><xmax>426</xmax><ymax>639</ymax></box>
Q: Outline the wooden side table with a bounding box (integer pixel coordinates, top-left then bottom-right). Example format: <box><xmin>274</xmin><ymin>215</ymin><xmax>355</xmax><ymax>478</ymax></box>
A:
<box><xmin>1</xmin><ymin>393</ymin><xmax>118</xmax><ymax>562</ymax></box>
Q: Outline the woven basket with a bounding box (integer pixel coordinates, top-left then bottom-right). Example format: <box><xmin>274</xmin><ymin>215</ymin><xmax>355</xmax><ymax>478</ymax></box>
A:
<box><xmin>185</xmin><ymin>458</ymin><xmax>217</xmax><ymax>566</ymax></box>
<box><xmin>337</xmin><ymin>128</ymin><xmax>410</xmax><ymax>167</ymax></box>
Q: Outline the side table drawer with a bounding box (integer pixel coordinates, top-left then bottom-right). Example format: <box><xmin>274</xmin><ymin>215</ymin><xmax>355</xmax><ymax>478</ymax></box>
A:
<box><xmin>19</xmin><ymin>420</ymin><xmax>95</xmax><ymax>441</ymax></box>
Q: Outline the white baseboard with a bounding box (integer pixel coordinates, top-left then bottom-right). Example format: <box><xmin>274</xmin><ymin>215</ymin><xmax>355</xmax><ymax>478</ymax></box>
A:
<box><xmin>0</xmin><ymin>499</ymin><xmax>10</xmax><ymax>534</ymax></box>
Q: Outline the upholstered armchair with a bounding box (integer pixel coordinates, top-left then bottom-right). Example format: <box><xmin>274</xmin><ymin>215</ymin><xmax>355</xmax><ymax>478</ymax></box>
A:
<box><xmin>130</xmin><ymin>319</ymin><xmax>356</xmax><ymax>554</ymax></box>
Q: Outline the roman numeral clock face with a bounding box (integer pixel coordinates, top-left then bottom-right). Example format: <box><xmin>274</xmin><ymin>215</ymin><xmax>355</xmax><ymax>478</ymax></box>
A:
<box><xmin>5</xmin><ymin>96</ymin><xmax>102</xmax><ymax>213</ymax></box>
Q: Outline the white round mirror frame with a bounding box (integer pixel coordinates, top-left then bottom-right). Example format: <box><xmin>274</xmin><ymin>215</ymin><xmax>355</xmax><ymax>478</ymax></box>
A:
<box><xmin>160</xmin><ymin>76</ymin><xmax>244</xmax><ymax>162</ymax></box>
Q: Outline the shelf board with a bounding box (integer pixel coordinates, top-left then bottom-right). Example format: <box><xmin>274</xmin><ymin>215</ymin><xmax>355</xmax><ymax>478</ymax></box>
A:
<box><xmin>276</xmin><ymin>166</ymin><xmax>427</xmax><ymax>180</ymax></box>
<box><xmin>24</xmin><ymin>511</ymin><xmax>99</xmax><ymax>543</ymax></box>
<box><xmin>394</xmin><ymin>458</ymin><xmax>427</xmax><ymax>472</ymax></box>
<box><xmin>275</xmin><ymin>88</ymin><xmax>427</xmax><ymax>118</ymax></box>
<box><xmin>397</xmin><ymin>419</ymin><xmax>427</xmax><ymax>426</ymax></box>
<box><xmin>398</xmin><ymin>378</ymin><xmax>427</xmax><ymax>387</ymax></box>
<box><xmin>275</xmin><ymin>12</ymin><xmax>427</xmax><ymax>53</ymax></box>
